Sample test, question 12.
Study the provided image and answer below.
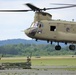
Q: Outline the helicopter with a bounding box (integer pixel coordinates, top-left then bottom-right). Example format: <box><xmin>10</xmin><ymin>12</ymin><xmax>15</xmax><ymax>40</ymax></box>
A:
<box><xmin>0</xmin><ymin>3</ymin><xmax>76</xmax><ymax>50</ymax></box>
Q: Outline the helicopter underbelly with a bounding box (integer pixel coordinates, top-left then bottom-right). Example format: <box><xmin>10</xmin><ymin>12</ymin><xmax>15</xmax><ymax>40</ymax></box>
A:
<box><xmin>35</xmin><ymin>32</ymin><xmax>76</xmax><ymax>43</ymax></box>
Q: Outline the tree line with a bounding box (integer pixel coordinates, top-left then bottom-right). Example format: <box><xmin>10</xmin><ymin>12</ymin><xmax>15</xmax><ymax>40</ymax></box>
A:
<box><xmin>0</xmin><ymin>43</ymin><xmax>76</xmax><ymax>57</ymax></box>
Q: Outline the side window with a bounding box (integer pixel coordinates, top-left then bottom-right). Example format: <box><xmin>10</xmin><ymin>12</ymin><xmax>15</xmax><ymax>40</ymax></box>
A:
<box><xmin>50</xmin><ymin>26</ymin><xmax>56</xmax><ymax>31</ymax></box>
<box><xmin>38</xmin><ymin>22</ymin><xmax>43</xmax><ymax>28</ymax></box>
<box><xmin>39</xmin><ymin>24</ymin><xmax>42</xmax><ymax>28</ymax></box>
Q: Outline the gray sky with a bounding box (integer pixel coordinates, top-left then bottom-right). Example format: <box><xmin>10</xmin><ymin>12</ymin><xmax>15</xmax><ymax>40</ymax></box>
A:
<box><xmin>0</xmin><ymin>0</ymin><xmax>76</xmax><ymax>40</ymax></box>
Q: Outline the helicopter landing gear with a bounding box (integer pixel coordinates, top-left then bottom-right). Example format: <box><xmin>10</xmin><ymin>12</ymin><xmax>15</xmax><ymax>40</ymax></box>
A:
<box><xmin>69</xmin><ymin>45</ymin><xmax>75</xmax><ymax>50</ymax></box>
<box><xmin>55</xmin><ymin>43</ymin><xmax>61</xmax><ymax>50</ymax></box>
<box><xmin>55</xmin><ymin>45</ymin><xmax>61</xmax><ymax>50</ymax></box>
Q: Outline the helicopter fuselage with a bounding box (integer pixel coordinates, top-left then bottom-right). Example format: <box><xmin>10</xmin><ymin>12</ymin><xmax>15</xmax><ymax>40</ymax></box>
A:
<box><xmin>25</xmin><ymin>20</ymin><xmax>76</xmax><ymax>43</ymax></box>
<box><xmin>25</xmin><ymin>12</ymin><xmax>76</xmax><ymax>50</ymax></box>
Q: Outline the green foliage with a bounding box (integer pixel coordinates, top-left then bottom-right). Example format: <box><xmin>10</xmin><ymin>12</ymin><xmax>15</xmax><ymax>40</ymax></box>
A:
<box><xmin>0</xmin><ymin>44</ymin><xmax>76</xmax><ymax>56</ymax></box>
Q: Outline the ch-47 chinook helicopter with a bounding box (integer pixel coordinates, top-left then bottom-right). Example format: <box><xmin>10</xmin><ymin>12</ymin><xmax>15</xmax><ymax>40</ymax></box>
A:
<box><xmin>0</xmin><ymin>3</ymin><xmax>76</xmax><ymax>50</ymax></box>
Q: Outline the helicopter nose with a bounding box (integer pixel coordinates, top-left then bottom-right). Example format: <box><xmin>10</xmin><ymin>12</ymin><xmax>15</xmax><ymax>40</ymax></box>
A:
<box><xmin>24</xmin><ymin>29</ymin><xmax>30</xmax><ymax>36</ymax></box>
<box><xmin>24</xmin><ymin>28</ymin><xmax>37</xmax><ymax>37</ymax></box>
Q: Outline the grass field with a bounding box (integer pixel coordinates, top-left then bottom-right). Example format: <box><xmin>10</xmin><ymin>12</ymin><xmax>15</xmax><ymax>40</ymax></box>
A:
<box><xmin>32</xmin><ymin>56</ymin><xmax>76</xmax><ymax>66</ymax></box>
<box><xmin>0</xmin><ymin>55</ymin><xmax>76</xmax><ymax>66</ymax></box>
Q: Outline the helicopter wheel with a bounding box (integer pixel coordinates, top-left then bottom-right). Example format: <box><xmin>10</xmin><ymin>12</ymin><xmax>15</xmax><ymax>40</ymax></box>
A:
<box><xmin>55</xmin><ymin>45</ymin><xmax>61</xmax><ymax>50</ymax></box>
<box><xmin>69</xmin><ymin>45</ymin><xmax>75</xmax><ymax>50</ymax></box>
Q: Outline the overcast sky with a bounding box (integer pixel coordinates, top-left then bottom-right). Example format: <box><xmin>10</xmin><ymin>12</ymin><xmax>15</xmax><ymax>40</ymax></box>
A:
<box><xmin>0</xmin><ymin>0</ymin><xmax>76</xmax><ymax>40</ymax></box>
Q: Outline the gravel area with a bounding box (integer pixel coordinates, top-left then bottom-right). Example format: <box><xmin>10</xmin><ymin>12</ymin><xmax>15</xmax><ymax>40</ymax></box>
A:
<box><xmin>0</xmin><ymin>66</ymin><xmax>76</xmax><ymax>75</ymax></box>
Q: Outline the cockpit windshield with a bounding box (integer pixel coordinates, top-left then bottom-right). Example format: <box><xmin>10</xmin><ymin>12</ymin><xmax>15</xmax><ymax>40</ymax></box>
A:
<box><xmin>30</xmin><ymin>22</ymin><xmax>38</xmax><ymax>28</ymax></box>
<box><xmin>30</xmin><ymin>21</ymin><xmax>43</xmax><ymax>28</ymax></box>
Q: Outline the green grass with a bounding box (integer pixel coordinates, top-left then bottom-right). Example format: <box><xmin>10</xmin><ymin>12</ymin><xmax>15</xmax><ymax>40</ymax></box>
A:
<box><xmin>0</xmin><ymin>57</ymin><xmax>26</xmax><ymax>63</ymax></box>
<box><xmin>0</xmin><ymin>56</ymin><xmax>76</xmax><ymax>66</ymax></box>
<box><xmin>0</xmin><ymin>56</ymin><xmax>76</xmax><ymax>71</ymax></box>
<box><xmin>32</xmin><ymin>58</ymin><xmax>76</xmax><ymax>66</ymax></box>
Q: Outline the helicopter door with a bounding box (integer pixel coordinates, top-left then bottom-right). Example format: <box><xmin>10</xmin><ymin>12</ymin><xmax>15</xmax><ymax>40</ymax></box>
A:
<box><xmin>50</xmin><ymin>26</ymin><xmax>57</xmax><ymax>39</ymax></box>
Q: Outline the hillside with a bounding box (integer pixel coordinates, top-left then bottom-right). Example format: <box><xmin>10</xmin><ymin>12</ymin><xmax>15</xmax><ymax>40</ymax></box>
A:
<box><xmin>0</xmin><ymin>39</ymin><xmax>48</xmax><ymax>46</ymax></box>
<box><xmin>0</xmin><ymin>39</ymin><xmax>76</xmax><ymax>56</ymax></box>
<box><xmin>0</xmin><ymin>43</ymin><xmax>75</xmax><ymax>57</ymax></box>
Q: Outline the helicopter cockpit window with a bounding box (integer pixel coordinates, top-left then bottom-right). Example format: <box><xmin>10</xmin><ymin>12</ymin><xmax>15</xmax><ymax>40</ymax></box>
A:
<box><xmin>31</xmin><ymin>22</ymin><xmax>38</xmax><ymax>28</ymax></box>
<box><xmin>31</xmin><ymin>22</ymin><xmax>43</xmax><ymax>28</ymax></box>
<box><xmin>39</xmin><ymin>24</ymin><xmax>42</xmax><ymax>28</ymax></box>
<box><xmin>38</xmin><ymin>23</ymin><xmax>43</xmax><ymax>28</ymax></box>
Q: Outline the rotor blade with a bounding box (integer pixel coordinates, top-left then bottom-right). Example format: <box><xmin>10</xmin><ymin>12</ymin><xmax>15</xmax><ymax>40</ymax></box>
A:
<box><xmin>26</xmin><ymin>3</ymin><xmax>40</xmax><ymax>11</ymax></box>
<box><xmin>0</xmin><ymin>9</ymin><xmax>32</xmax><ymax>12</ymax></box>
<box><xmin>42</xmin><ymin>5</ymin><xmax>76</xmax><ymax>11</ymax></box>
<box><xmin>50</xmin><ymin>3</ymin><xmax>76</xmax><ymax>6</ymax></box>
